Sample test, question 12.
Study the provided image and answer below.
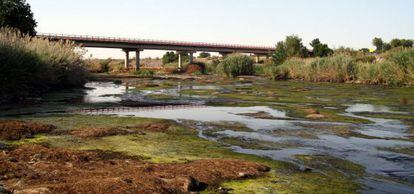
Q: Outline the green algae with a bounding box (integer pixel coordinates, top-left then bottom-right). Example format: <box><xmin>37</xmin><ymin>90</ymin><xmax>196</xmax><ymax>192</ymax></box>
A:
<box><xmin>3</xmin><ymin>114</ymin><xmax>362</xmax><ymax>193</ymax></box>
<box><xmin>215</xmin><ymin>155</ymin><xmax>364</xmax><ymax>194</ymax></box>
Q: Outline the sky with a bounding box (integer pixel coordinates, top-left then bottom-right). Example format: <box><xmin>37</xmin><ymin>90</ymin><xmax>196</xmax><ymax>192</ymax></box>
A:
<box><xmin>28</xmin><ymin>0</ymin><xmax>414</xmax><ymax>59</ymax></box>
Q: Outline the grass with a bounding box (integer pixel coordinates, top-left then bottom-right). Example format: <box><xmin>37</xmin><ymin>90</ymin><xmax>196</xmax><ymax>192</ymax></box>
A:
<box><xmin>263</xmin><ymin>48</ymin><xmax>414</xmax><ymax>86</ymax></box>
<box><xmin>0</xmin><ymin>28</ymin><xmax>88</xmax><ymax>103</ymax></box>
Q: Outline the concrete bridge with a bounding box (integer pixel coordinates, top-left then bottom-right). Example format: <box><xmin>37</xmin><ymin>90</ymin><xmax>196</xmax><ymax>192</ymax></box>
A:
<box><xmin>37</xmin><ymin>33</ymin><xmax>275</xmax><ymax>70</ymax></box>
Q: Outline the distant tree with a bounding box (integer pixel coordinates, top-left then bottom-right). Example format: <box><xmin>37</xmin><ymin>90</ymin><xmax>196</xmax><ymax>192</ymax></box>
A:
<box><xmin>162</xmin><ymin>52</ymin><xmax>178</xmax><ymax>64</ymax></box>
<box><xmin>285</xmin><ymin>35</ymin><xmax>308</xmax><ymax>57</ymax></box>
<box><xmin>334</xmin><ymin>47</ymin><xmax>358</xmax><ymax>56</ymax></box>
<box><xmin>383</xmin><ymin>43</ymin><xmax>391</xmax><ymax>52</ymax></box>
<box><xmin>401</xmin><ymin>39</ymin><xmax>413</xmax><ymax>47</ymax></box>
<box><xmin>390</xmin><ymin>39</ymin><xmax>402</xmax><ymax>48</ymax></box>
<box><xmin>372</xmin><ymin>37</ymin><xmax>384</xmax><ymax>53</ymax></box>
<box><xmin>310</xmin><ymin>38</ymin><xmax>333</xmax><ymax>57</ymax></box>
<box><xmin>359</xmin><ymin>48</ymin><xmax>370</xmax><ymax>54</ymax></box>
<box><xmin>198</xmin><ymin>52</ymin><xmax>211</xmax><ymax>58</ymax></box>
<box><xmin>161</xmin><ymin>51</ymin><xmax>189</xmax><ymax>64</ymax></box>
<box><xmin>390</xmin><ymin>39</ymin><xmax>413</xmax><ymax>48</ymax></box>
<box><xmin>271</xmin><ymin>35</ymin><xmax>310</xmax><ymax>65</ymax></box>
<box><xmin>0</xmin><ymin>0</ymin><xmax>37</xmax><ymax>35</ymax></box>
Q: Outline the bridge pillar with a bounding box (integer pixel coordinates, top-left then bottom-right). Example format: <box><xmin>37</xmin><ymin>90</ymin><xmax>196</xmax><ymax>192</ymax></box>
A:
<box><xmin>189</xmin><ymin>52</ymin><xmax>194</xmax><ymax>64</ymax></box>
<box><xmin>255</xmin><ymin>55</ymin><xmax>260</xmax><ymax>64</ymax></box>
<box><xmin>123</xmin><ymin>49</ymin><xmax>130</xmax><ymax>69</ymax></box>
<box><xmin>135</xmin><ymin>49</ymin><xmax>143</xmax><ymax>71</ymax></box>
<box><xmin>178</xmin><ymin>52</ymin><xmax>183</xmax><ymax>71</ymax></box>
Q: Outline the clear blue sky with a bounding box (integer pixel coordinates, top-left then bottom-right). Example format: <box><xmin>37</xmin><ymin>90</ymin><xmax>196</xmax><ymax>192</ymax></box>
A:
<box><xmin>28</xmin><ymin>0</ymin><xmax>414</xmax><ymax>58</ymax></box>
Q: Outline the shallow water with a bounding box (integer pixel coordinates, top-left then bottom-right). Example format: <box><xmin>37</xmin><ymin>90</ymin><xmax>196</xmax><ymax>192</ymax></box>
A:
<box><xmin>2</xmin><ymin>80</ymin><xmax>414</xmax><ymax>193</ymax></box>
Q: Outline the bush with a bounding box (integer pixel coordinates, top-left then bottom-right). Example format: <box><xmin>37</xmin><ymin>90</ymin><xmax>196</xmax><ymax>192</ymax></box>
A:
<box><xmin>205</xmin><ymin>57</ymin><xmax>221</xmax><ymax>74</ymax></box>
<box><xmin>162</xmin><ymin>52</ymin><xmax>178</xmax><ymax>64</ymax></box>
<box><xmin>186</xmin><ymin>62</ymin><xmax>206</xmax><ymax>74</ymax></box>
<box><xmin>198</xmin><ymin>52</ymin><xmax>211</xmax><ymax>58</ymax></box>
<box><xmin>264</xmin><ymin>48</ymin><xmax>414</xmax><ymax>86</ymax></box>
<box><xmin>135</xmin><ymin>69</ymin><xmax>155</xmax><ymax>78</ymax></box>
<box><xmin>217</xmin><ymin>54</ymin><xmax>254</xmax><ymax>78</ymax></box>
<box><xmin>0</xmin><ymin>28</ymin><xmax>88</xmax><ymax>102</ymax></box>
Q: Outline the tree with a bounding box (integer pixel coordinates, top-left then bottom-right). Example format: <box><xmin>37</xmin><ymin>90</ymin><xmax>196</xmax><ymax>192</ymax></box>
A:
<box><xmin>271</xmin><ymin>35</ymin><xmax>310</xmax><ymax>65</ymax></box>
<box><xmin>383</xmin><ymin>43</ymin><xmax>391</xmax><ymax>52</ymax></box>
<box><xmin>390</xmin><ymin>39</ymin><xmax>413</xmax><ymax>48</ymax></box>
<box><xmin>161</xmin><ymin>52</ymin><xmax>189</xmax><ymax>64</ymax></box>
<box><xmin>0</xmin><ymin>0</ymin><xmax>37</xmax><ymax>35</ymax></box>
<box><xmin>271</xmin><ymin>41</ymin><xmax>287</xmax><ymax>65</ymax></box>
<box><xmin>359</xmin><ymin>48</ymin><xmax>370</xmax><ymax>54</ymax></box>
<box><xmin>401</xmin><ymin>39</ymin><xmax>413</xmax><ymax>47</ymax></box>
<box><xmin>285</xmin><ymin>35</ymin><xmax>308</xmax><ymax>57</ymax></box>
<box><xmin>372</xmin><ymin>37</ymin><xmax>384</xmax><ymax>53</ymax></box>
<box><xmin>162</xmin><ymin>52</ymin><xmax>178</xmax><ymax>64</ymax></box>
<box><xmin>310</xmin><ymin>38</ymin><xmax>333</xmax><ymax>57</ymax></box>
<box><xmin>198</xmin><ymin>52</ymin><xmax>211</xmax><ymax>58</ymax></box>
<box><xmin>390</xmin><ymin>39</ymin><xmax>402</xmax><ymax>48</ymax></box>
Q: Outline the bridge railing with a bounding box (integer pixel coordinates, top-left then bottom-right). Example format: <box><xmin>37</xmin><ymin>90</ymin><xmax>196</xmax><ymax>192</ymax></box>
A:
<box><xmin>36</xmin><ymin>33</ymin><xmax>275</xmax><ymax>51</ymax></box>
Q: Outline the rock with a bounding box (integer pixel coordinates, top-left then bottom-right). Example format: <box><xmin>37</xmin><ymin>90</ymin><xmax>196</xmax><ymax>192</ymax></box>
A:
<box><xmin>14</xmin><ymin>187</ymin><xmax>51</xmax><ymax>194</ymax></box>
<box><xmin>306</xmin><ymin>114</ymin><xmax>325</xmax><ymax>119</ymax></box>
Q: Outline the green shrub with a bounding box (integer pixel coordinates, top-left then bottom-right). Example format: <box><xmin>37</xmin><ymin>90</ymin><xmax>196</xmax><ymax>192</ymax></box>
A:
<box><xmin>217</xmin><ymin>54</ymin><xmax>254</xmax><ymax>78</ymax></box>
<box><xmin>205</xmin><ymin>57</ymin><xmax>221</xmax><ymax>74</ymax></box>
<box><xmin>0</xmin><ymin>28</ymin><xmax>88</xmax><ymax>102</ymax></box>
<box><xmin>254</xmin><ymin>65</ymin><xmax>264</xmax><ymax>75</ymax></box>
<box><xmin>263</xmin><ymin>64</ymin><xmax>289</xmax><ymax>80</ymax></box>
<box><xmin>100</xmin><ymin>59</ymin><xmax>111</xmax><ymax>73</ymax></box>
<box><xmin>135</xmin><ymin>69</ymin><xmax>155</xmax><ymax>78</ymax></box>
<box><xmin>307</xmin><ymin>55</ymin><xmax>358</xmax><ymax>82</ymax></box>
<box><xmin>198</xmin><ymin>52</ymin><xmax>211</xmax><ymax>58</ymax></box>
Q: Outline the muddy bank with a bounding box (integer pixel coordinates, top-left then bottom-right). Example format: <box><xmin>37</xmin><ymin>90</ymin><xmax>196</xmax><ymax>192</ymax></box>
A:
<box><xmin>0</xmin><ymin>120</ymin><xmax>56</xmax><ymax>140</ymax></box>
<box><xmin>0</xmin><ymin>144</ymin><xmax>269</xmax><ymax>193</ymax></box>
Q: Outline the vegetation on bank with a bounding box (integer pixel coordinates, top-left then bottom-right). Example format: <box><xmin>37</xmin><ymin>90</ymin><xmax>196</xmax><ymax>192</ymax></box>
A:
<box><xmin>217</xmin><ymin>54</ymin><xmax>254</xmax><ymax>78</ymax></box>
<box><xmin>0</xmin><ymin>28</ymin><xmax>88</xmax><ymax>103</ymax></box>
<box><xmin>264</xmin><ymin>48</ymin><xmax>414</xmax><ymax>86</ymax></box>
<box><xmin>262</xmin><ymin>34</ymin><xmax>414</xmax><ymax>86</ymax></box>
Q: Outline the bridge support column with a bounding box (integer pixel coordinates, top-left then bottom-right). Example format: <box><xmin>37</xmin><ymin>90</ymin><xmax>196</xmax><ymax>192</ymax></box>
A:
<box><xmin>178</xmin><ymin>52</ymin><xmax>183</xmax><ymax>71</ymax></box>
<box><xmin>255</xmin><ymin>55</ymin><xmax>260</xmax><ymax>64</ymax></box>
<box><xmin>135</xmin><ymin>49</ymin><xmax>143</xmax><ymax>71</ymax></box>
<box><xmin>189</xmin><ymin>52</ymin><xmax>194</xmax><ymax>64</ymax></box>
<box><xmin>123</xmin><ymin>49</ymin><xmax>130</xmax><ymax>70</ymax></box>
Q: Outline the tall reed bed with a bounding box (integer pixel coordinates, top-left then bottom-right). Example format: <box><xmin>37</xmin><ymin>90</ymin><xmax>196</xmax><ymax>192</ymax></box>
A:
<box><xmin>217</xmin><ymin>54</ymin><xmax>254</xmax><ymax>78</ymax></box>
<box><xmin>263</xmin><ymin>48</ymin><xmax>414</xmax><ymax>86</ymax></box>
<box><xmin>0</xmin><ymin>28</ymin><xmax>88</xmax><ymax>102</ymax></box>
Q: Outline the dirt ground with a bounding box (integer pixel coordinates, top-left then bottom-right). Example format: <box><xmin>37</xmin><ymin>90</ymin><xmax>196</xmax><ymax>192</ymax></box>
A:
<box><xmin>0</xmin><ymin>144</ymin><xmax>270</xmax><ymax>194</ymax></box>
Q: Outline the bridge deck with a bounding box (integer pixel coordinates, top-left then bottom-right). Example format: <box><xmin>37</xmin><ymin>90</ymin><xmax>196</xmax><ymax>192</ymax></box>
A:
<box><xmin>36</xmin><ymin>33</ymin><xmax>274</xmax><ymax>54</ymax></box>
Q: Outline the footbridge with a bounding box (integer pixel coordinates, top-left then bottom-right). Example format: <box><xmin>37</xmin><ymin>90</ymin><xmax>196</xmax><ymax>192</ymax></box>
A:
<box><xmin>36</xmin><ymin>33</ymin><xmax>275</xmax><ymax>70</ymax></box>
